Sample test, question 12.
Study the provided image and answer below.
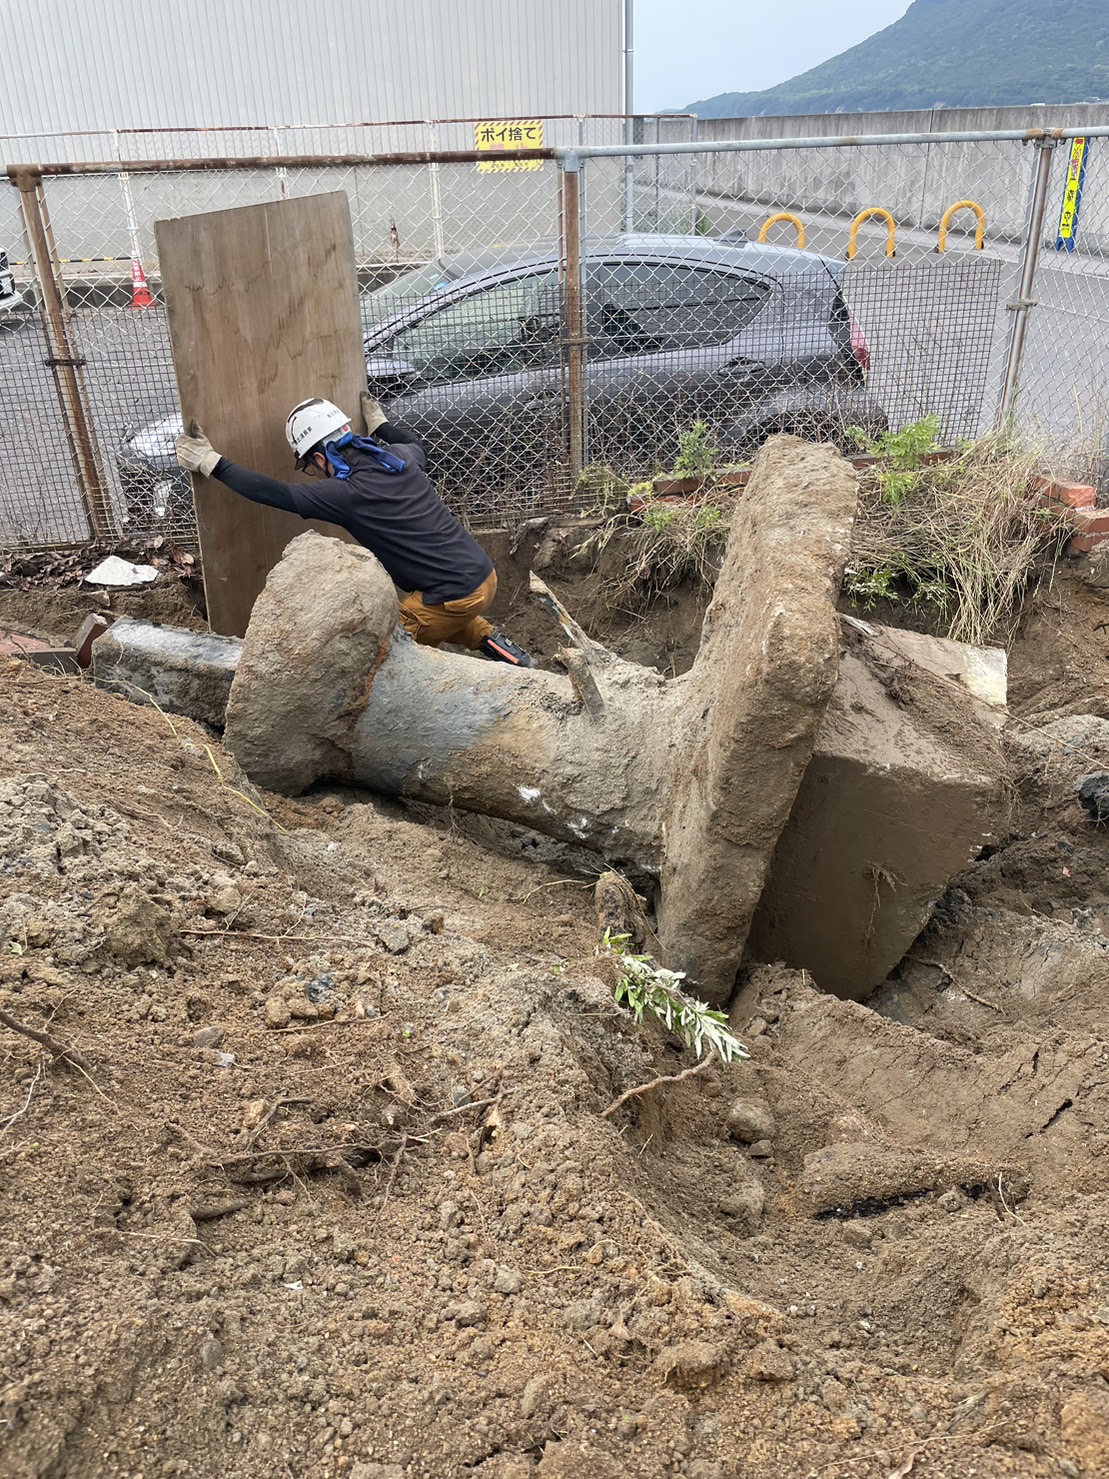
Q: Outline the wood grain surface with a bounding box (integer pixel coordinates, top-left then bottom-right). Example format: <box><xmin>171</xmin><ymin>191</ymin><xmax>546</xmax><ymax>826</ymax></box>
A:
<box><xmin>156</xmin><ymin>192</ymin><xmax>365</xmax><ymax>636</ymax></box>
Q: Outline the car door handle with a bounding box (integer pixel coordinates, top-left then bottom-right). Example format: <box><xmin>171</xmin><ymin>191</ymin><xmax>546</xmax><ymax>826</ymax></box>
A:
<box><xmin>725</xmin><ymin>355</ymin><xmax>757</xmax><ymax>369</ymax></box>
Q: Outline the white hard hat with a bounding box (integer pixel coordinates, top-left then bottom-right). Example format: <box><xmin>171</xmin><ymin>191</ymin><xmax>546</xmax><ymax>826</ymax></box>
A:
<box><xmin>285</xmin><ymin>398</ymin><xmax>351</xmax><ymax>467</ymax></box>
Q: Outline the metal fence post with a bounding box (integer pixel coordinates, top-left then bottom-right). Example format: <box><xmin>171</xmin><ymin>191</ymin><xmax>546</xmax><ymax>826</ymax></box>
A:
<box><xmin>426</xmin><ymin>122</ymin><xmax>446</xmax><ymax>260</ymax></box>
<box><xmin>997</xmin><ymin>136</ymin><xmax>1058</xmax><ymax>430</ymax></box>
<box><xmin>9</xmin><ymin>166</ymin><xmax>115</xmax><ymax>540</ymax></box>
<box><xmin>560</xmin><ymin>155</ymin><xmax>586</xmax><ymax>483</ymax></box>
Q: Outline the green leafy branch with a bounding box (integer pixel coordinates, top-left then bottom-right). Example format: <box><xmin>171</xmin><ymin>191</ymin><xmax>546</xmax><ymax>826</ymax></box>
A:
<box><xmin>601</xmin><ymin>929</ymin><xmax>748</xmax><ymax>1065</ymax></box>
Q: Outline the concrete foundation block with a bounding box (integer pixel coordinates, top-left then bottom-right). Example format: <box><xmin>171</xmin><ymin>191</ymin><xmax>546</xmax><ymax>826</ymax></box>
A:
<box><xmin>745</xmin><ymin>627</ymin><xmax>1007</xmax><ymax>1000</ymax></box>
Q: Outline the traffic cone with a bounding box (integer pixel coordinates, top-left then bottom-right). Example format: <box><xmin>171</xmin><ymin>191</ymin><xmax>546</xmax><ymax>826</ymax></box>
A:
<box><xmin>129</xmin><ymin>254</ymin><xmax>154</xmax><ymax>309</ymax></box>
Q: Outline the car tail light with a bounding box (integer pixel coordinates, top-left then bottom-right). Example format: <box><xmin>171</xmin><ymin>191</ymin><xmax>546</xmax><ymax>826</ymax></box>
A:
<box><xmin>850</xmin><ymin>317</ymin><xmax>871</xmax><ymax>374</ymax></box>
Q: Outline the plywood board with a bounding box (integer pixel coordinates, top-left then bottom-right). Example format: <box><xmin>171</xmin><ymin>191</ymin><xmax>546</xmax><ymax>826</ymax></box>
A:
<box><xmin>156</xmin><ymin>193</ymin><xmax>366</xmax><ymax>636</ymax></box>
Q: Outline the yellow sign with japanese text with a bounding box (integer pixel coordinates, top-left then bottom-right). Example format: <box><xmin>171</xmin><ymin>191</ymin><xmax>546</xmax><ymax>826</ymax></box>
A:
<box><xmin>474</xmin><ymin>119</ymin><xmax>544</xmax><ymax>173</ymax></box>
<box><xmin>1057</xmin><ymin>137</ymin><xmax>1089</xmax><ymax>246</ymax></box>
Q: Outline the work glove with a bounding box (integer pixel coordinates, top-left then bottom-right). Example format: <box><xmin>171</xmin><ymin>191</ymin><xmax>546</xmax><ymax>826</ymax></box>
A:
<box><xmin>175</xmin><ymin>426</ymin><xmax>221</xmax><ymax>477</ymax></box>
<box><xmin>360</xmin><ymin>391</ymin><xmax>387</xmax><ymax>435</ymax></box>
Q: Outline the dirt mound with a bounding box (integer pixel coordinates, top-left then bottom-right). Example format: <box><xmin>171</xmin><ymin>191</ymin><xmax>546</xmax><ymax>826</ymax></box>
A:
<box><xmin>3</xmin><ymin>558</ymin><xmax>1109</xmax><ymax>1477</ymax></box>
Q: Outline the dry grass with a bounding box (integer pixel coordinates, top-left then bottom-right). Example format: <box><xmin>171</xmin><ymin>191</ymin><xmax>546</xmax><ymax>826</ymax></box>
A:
<box><xmin>581</xmin><ymin>494</ymin><xmax>733</xmax><ymax>609</ymax></box>
<box><xmin>847</xmin><ymin>433</ymin><xmax>1074</xmax><ymax>647</ymax></box>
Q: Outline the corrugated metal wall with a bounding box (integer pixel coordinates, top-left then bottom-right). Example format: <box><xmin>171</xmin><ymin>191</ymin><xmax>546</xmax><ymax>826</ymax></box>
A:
<box><xmin>1</xmin><ymin>0</ymin><xmax>622</xmax><ymax>157</ymax></box>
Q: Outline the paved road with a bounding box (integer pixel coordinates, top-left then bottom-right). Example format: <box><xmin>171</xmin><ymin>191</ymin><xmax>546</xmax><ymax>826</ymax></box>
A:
<box><xmin>0</xmin><ymin>306</ymin><xmax>178</xmax><ymax>543</ymax></box>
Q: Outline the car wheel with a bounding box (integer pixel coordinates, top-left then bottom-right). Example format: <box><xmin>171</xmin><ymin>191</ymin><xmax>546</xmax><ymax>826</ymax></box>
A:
<box><xmin>746</xmin><ymin>416</ymin><xmax>854</xmax><ymax>453</ymax></box>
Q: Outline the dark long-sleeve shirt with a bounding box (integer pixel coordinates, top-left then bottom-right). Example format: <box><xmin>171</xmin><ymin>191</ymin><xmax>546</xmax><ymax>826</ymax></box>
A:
<box><xmin>212</xmin><ymin>423</ymin><xmax>493</xmax><ymax>605</ymax></box>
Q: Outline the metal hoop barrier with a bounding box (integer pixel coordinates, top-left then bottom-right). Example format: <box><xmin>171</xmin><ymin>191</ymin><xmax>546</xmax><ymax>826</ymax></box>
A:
<box><xmin>757</xmin><ymin>211</ymin><xmax>806</xmax><ymax>249</ymax></box>
<box><xmin>847</xmin><ymin>207</ymin><xmax>897</xmax><ymax>260</ymax></box>
<box><xmin>937</xmin><ymin>199</ymin><xmax>987</xmax><ymax>252</ymax></box>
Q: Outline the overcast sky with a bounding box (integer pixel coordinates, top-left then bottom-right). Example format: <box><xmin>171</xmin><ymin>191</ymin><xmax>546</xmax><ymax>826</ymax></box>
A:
<box><xmin>634</xmin><ymin>0</ymin><xmax>912</xmax><ymax>112</ymax></box>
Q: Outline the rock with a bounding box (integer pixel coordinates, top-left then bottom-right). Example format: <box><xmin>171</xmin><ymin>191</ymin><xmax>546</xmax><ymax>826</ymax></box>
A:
<box><xmin>748</xmin><ymin>1140</ymin><xmax>773</xmax><ymax>1159</ymax></box>
<box><xmin>493</xmin><ymin>1265</ymin><xmax>523</xmax><ymax>1295</ymax></box>
<box><xmin>349</xmin><ymin>1465</ymin><xmax>405</xmax><ymax>1479</ymax></box>
<box><xmin>725</xmin><ymin>1097</ymin><xmax>775</xmax><ymax>1143</ymax></box>
<box><xmin>443</xmin><ymin>1300</ymin><xmax>486</xmax><ymax>1327</ymax></box>
<box><xmin>563</xmin><ymin>1299</ymin><xmax>602</xmax><ymax>1331</ymax></box>
<box><xmin>100</xmin><ymin>884</ymin><xmax>175</xmax><ymax>966</ymax></box>
<box><xmin>520</xmin><ymin>1373</ymin><xmax>553</xmax><ymax>1418</ymax></box>
<box><xmin>209</xmin><ymin>884</ymin><xmax>242</xmax><ymax>916</ymax></box>
<box><xmin>654</xmin><ymin>1340</ymin><xmax>727</xmax><ymax>1391</ymax></box>
<box><xmin>841</xmin><ymin>1222</ymin><xmax>873</xmax><ymax>1250</ymax></box>
<box><xmin>192</xmin><ymin>1026</ymin><xmax>225</xmax><ymax>1050</ymax></box>
<box><xmin>305</xmin><ymin>973</ymin><xmax>335</xmax><ymax>1003</ymax></box>
<box><xmin>264</xmin><ymin>996</ymin><xmax>290</xmax><ymax>1030</ymax></box>
<box><xmin>198</xmin><ymin>1338</ymin><xmax>224</xmax><ymax>1371</ymax></box>
<box><xmin>742</xmin><ymin>1340</ymin><xmax>794</xmax><ymax>1381</ymax></box>
<box><xmin>377</xmin><ymin>922</ymin><xmax>412</xmax><ymax>955</ymax></box>
<box><xmin>718</xmin><ymin>1180</ymin><xmax>765</xmax><ymax>1230</ymax></box>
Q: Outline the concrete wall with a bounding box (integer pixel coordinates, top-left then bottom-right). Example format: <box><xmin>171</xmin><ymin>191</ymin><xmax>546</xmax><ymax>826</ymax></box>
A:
<box><xmin>692</xmin><ymin>106</ymin><xmax>1109</xmax><ymax>252</ymax></box>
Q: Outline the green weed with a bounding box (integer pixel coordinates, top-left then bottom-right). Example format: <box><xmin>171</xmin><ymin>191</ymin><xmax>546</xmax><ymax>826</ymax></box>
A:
<box><xmin>672</xmin><ymin>420</ymin><xmax>719</xmax><ymax>479</ymax></box>
<box><xmin>849</xmin><ymin>429</ymin><xmax>1071</xmax><ymax>645</ymax></box>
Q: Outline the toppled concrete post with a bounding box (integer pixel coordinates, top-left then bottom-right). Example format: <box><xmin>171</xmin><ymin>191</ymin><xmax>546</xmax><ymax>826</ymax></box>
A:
<box><xmin>225</xmin><ymin>534</ymin><xmax>684</xmax><ymax>862</ymax></box>
<box><xmin>655</xmin><ymin>441</ymin><xmax>856</xmax><ymax>999</ymax></box>
<box><xmin>222</xmin><ymin>436</ymin><xmax>858</xmax><ymax>1001</ymax></box>
<box><xmin>95</xmin><ymin>435</ymin><xmax>1009</xmax><ymax>1007</ymax></box>
<box><xmin>93</xmin><ymin>619</ymin><xmax>241</xmax><ymax>728</ymax></box>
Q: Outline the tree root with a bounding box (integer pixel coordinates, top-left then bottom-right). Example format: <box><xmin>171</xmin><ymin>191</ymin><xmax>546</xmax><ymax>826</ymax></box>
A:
<box><xmin>0</xmin><ymin>1006</ymin><xmax>90</xmax><ymax>1070</ymax></box>
<box><xmin>167</xmin><ymin>1118</ymin><xmax>423</xmax><ymax>1194</ymax></box>
<box><xmin>602</xmin><ymin>1057</ymin><xmax>714</xmax><ymax>1119</ymax></box>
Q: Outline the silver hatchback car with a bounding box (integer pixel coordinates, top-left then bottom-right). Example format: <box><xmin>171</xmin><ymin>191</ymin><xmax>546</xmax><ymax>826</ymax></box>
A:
<box><xmin>360</xmin><ymin>233</ymin><xmax>885</xmax><ymax>485</ymax></box>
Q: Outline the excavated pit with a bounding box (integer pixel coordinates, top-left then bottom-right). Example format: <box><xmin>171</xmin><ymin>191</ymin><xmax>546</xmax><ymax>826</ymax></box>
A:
<box><xmin>3</xmin><ymin>523</ymin><xmax>1109</xmax><ymax>1475</ymax></box>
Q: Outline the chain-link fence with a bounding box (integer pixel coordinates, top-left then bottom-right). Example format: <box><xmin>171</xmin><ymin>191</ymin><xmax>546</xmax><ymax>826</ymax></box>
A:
<box><xmin>3</xmin><ymin>124</ymin><xmax>1109</xmax><ymax>551</ymax></box>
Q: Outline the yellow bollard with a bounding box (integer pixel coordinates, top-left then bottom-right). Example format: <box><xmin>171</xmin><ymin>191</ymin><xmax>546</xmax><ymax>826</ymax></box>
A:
<box><xmin>757</xmin><ymin>211</ymin><xmax>806</xmax><ymax>249</ymax></box>
<box><xmin>847</xmin><ymin>207</ymin><xmax>896</xmax><ymax>261</ymax></box>
<box><xmin>937</xmin><ymin>199</ymin><xmax>986</xmax><ymax>252</ymax></box>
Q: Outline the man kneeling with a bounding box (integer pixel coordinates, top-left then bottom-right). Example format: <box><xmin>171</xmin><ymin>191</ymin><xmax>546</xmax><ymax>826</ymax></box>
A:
<box><xmin>175</xmin><ymin>394</ymin><xmax>534</xmax><ymax>667</ymax></box>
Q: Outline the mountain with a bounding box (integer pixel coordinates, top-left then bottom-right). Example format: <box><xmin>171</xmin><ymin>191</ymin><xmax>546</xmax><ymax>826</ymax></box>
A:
<box><xmin>683</xmin><ymin>0</ymin><xmax>1109</xmax><ymax>117</ymax></box>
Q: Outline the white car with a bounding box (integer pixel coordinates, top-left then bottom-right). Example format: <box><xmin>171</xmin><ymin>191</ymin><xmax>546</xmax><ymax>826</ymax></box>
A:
<box><xmin>0</xmin><ymin>250</ymin><xmax>24</xmax><ymax>316</ymax></box>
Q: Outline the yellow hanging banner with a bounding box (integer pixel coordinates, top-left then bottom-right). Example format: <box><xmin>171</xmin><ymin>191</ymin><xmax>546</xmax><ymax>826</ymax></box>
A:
<box><xmin>474</xmin><ymin>119</ymin><xmax>544</xmax><ymax>173</ymax></box>
<box><xmin>1056</xmin><ymin>137</ymin><xmax>1090</xmax><ymax>251</ymax></box>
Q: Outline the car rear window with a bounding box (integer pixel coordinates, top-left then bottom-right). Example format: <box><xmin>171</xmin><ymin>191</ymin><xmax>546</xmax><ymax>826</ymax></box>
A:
<box><xmin>586</xmin><ymin>263</ymin><xmax>771</xmax><ymax>356</ymax></box>
<box><xmin>364</xmin><ymin>259</ymin><xmax>467</xmax><ymax>327</ymax></box>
